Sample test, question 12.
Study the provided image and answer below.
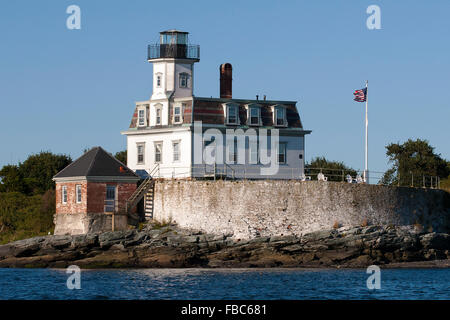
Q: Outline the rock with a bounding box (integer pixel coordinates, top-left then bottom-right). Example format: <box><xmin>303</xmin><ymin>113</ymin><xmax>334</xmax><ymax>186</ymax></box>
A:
<box><xmin>0</xmin><ymin>224</ymin><xmax>449</xmax><ymax>269</ymax></box>
<box><xmin>280</xmin><ymin>244</ymin><xmax>303</xmax><ymax>253</ymax></box>
<box><xmin>420</xmin><ymin>233</ymin><xmax>450</xmax><ymax>250</ymax></box>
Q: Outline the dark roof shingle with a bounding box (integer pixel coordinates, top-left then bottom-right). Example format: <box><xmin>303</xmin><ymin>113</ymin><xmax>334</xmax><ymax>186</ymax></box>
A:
<box><xmin>53</xmin><ymin>147</ymin><xmax>138</xmax><ymax>179</ymax></box>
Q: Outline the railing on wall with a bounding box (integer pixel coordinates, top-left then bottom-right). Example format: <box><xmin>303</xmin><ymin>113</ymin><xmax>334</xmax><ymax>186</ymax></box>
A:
<box><xmin>147</xmin><ymin>44</ymin><xmax>200</xmax><ymax>60</ymax></box>
<box><xmin>143</xmin><ymin>164</ymin><xmax>442</xmax><ymax>189</ymax></box>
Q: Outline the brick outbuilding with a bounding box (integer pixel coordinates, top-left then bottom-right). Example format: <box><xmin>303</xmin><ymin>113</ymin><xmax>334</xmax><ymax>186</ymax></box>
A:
<box><xmin>53</xmin><ymin>146</ymin><xmax>140</xmax><ymax>235</ymax></box>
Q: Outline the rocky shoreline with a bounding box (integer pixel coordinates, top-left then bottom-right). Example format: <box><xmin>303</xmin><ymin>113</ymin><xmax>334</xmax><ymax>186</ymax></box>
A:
<box><xmin>0</xmin><ymin>223</ymin><xmax>449</xmax><ymax>269</ymax></box>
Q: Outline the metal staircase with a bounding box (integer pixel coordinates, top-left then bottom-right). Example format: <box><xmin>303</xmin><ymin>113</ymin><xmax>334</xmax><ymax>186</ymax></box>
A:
<box><xmin>125</xmin><ymin>164</ymin><xmax>159</xmax><ymax>222</ymax></box>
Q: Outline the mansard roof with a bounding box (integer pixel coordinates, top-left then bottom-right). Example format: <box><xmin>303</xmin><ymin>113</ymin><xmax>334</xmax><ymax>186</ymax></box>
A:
<box><xmin>192</xmin><ymin>97</ymin><xmax>303</xmax><ymax>128</ymax></box>
<box><xmin>53</xmin><ymin>147</ymin><xmax>138</xmax><ymax>180</ymax></box>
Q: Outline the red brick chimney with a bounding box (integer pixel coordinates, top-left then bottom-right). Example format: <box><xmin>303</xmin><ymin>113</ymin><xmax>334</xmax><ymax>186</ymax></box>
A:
<box><xmin>220</xmin><ymin>63</ymin><xmax>232</xmax><ymax>99</ymax></box>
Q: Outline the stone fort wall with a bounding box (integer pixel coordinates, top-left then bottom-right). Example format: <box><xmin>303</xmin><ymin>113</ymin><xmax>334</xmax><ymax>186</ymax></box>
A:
<box><xmin>153</xmin><ymin>180</ymin><xmax>450</xmax><ymax>239</ymax></box>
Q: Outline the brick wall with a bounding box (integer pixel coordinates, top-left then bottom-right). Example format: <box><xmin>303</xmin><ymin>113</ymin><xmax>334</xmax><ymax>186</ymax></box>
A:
<box><xmin>55</xmin><ymin>181</ymin><xmax>88</xmax><ymax>214</ymax></box>
<box><xmin>55</xmin><ymin>181</ymin><xmax>137</xmax><ymax>214</ymax></box>
<box><xmin>87</xmin><ymin>182</ymin><xmax>137</xmax><ymax>213</ymax></box>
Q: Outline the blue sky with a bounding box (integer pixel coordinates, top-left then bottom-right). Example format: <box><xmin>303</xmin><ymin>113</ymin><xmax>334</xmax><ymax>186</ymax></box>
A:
<box><xmin>0</xmin><ymin>0</ymin><xmax>449</xmax><ymax>176</ymax></box>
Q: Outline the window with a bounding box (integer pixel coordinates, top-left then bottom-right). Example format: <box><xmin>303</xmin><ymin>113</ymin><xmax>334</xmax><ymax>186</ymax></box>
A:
<box><xmin>156</xmin><ymin>107</ymin><xmax>162</xmax><ymax>125</ymax></box>
<box><xmin>155</xmin><ymin>142</ymin><xmax>162</xmax><ymax>163</ymax></box>
<box><xmin>76</xmin><ymin>185</ymin><xmax>82</xmax><ymax>203</ymax></box>
<box><xmin>179</xmin><ymin>73</ymin><xmax>188</xmax><ymax>88</ymax></box>
<box><xmin>156</xmin><ymin>74</ymin><xmax>162</xmax><ymax>87</ymax></box>
<box><xmin>62</xmin><ymin>186</ymin><xmax>67</xmax><ymax>204</ymax></box>
<box><xmin>228</xmin><ymin>138</ymin><xmax>237</xmax><ymax>163</ymax></box>
<box><xmin>105</xmin><ymin>185</ymin><xmax>116</xmax><ymax>213</ymax></box>
<box><xmin>277</xmin><ymin>143</ymin><xmax>287</xmax><ymax>164</ymax></box>
<box><xmin>249</xmin><ymin>107</ymin><xmax>260</xmax><ymax>125</ymax></box>
<box><xmin>138</xmin><ymin>108</ymin><xmax>146</xmax><ymax>127</ymax></box>
<box><xmin>275</xmin><ymin>107</ymin><xmax>286</xmax><ymax>126</ymax></box>
<box><xmin>137</xmin><ymin>143</ymin><xmax>145</xmax><ymax>164</ymax></box>
<box><xmin>173</xmin><ymin>141</ymin><xmax>180</xmax><ymax>162</ymax></box>
<box><xmin>227</xmin><ymin>105</ymin><xmax>239</xmax><ymax>125</ymax></box>
<box><xmin>173</xmin><ymin>105</ymin><xmax>182</xmax><ymax>123</ymax></box>
<box><xmin>249</xmin><ymin>141</ymin><xmax>258</xmax><ymax>164</ymax></box>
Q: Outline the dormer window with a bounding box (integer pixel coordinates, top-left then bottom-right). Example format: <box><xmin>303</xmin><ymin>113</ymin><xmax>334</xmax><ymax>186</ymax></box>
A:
<box><xmin>179</xmin><ymin>73</ymin><xmax>188</xmax><ymax>88</ymax></box>
<box><xmin>274</xmin><ymin>106</ymin><xmax>287</xmax><ymax>126</ymax></box>
<box><xmin>156</xmin><ymin>106</ymin><xmax>162</xmax><ymax>125</ymax></box>
<box><xmin>138</xmin><ymin>107</ymin><xmax>146</xmax><ymax>127</ymax></box>
<box><xmin>226</xmin><ymin>104</ymin><xmax>239</xmax><ymax>125</ymax></box>
<box><xmin>247</xmin><ymin>105</ymin><xmax>261</xmax><ymax>126</ymax></box>
<box><xmin>173</xmin><ymin>104</ymin><xmax>183</xmax><ymax>124</ymax></box>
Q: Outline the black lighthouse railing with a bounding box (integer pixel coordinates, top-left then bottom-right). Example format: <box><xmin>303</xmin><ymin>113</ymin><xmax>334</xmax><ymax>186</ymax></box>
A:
<box><xmin>148</xmin><ymin>44</ymin><xmax>200</xmax><ymax>60</ymax></box>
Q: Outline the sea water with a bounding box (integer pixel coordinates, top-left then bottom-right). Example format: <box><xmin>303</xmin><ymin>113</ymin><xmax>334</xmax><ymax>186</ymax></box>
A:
<box><xmin>0</xmin><ymin>268</ymin><xmax>448</xmax><ymax>300</ymax></box>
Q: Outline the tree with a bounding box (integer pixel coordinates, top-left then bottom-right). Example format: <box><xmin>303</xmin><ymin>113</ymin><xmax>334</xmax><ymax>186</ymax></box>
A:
<box><xmin>114</xmin><ymin>150</ymin><xmax>127</xmax><ymax>165</ymax></box>
<box><xmin>305</xmin><ymin>157</ymin><xmax>358</xmax><ymax>182</ymax></box>
<box><xmin>19</xmin><ymin>152</ymin><xmax>72</xmax><ymax>194</ymax></box>
<box><xmin>380</xmin><ymin>139</ymin><xmax>449</xmax><ymax>187</ymax></box>
<box><xmin>0</xmin><ymin>165</ymin><xmax>26</xmax><ymax>193</ymax></box>
<box><xmin>0</xmin><ymin>152</ymin><xmax>72</xmax><ymax>195</ymax></box>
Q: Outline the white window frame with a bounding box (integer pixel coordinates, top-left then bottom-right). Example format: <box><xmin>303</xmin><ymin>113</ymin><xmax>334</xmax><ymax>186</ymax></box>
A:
<box><xmin>154</xmin><ymin>142</ymin><xmax>163</xmax><ymax>163</ymax></box>
<box><xmin>277</xmin><ymin>142</ymin><xmax>287</xmax><ymax>164</ymax></box>
<box><xmin>173</xmin><ymin>104</ymin><xmax>183</xmax><ymax>124</ymax></box>
<box><xmin>172</xmin><ymin>140</ymin><xmax>181</xmax><ymax>162</ymax></box>
<box><xmin>226</xmin><ymin>104</ymin><xmax>239</xmax><ymax>125</ymax></box>
<box><xmin>137</xmin><ymin>143</ymin><xmax>145</xmax><ymax>165</ymax></box>
<box><xmin>75</xmin><ymin>184</ymin><xmax>82</xmax><ymax>203</ymax></box>
<box><xmin>62</xmin><ymin>185</ymin><xmax>67</xmax><ymax>204</ymax></box>
<box><xmin>137</xmin><ymin>107</ymin><xmax>146</xmax><ymax>127</ymax></box>
<box><xmin>227</xmin><ymin>138</ymin><xmax>238</xmax><ymax>163</ymax></box>
<box><xmin>274</xmin><ymin>106</ymin><xmax>287</xmax><ymax>127</ymax></box>
<box><xmin>179</xmin><ymin>73</ymin><xmax>188</xmax><ymax>88</ymax></box>
<box><xmin>155</xmin><ymin>106</ymin><xmax>162</xmax><ymax>125</ymax></box>
<box><xmin>248</xmin><ymin>105</ymin><xmax>261</xmax><ymax>126</ymax></box>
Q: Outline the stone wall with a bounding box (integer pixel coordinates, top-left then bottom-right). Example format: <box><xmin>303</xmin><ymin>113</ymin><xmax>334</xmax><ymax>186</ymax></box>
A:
<box><xmin>54</xmin><ymin>213</ymin><xmax>128</xmax><ymax>235</ymax></box>
<box><xmin>153</xmin><ymin>180</ymin><xmax>450</xmax><ymax>239</ymax></box>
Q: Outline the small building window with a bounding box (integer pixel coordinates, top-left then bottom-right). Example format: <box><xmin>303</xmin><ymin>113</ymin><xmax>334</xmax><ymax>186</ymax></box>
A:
<box><xmin>137</xmin><ymin>143</ymin><xmax>145</xmax><ymax>164</ymax></box>
<box><xmin>156</xmin><ymin>107</ymin><xmax>162</xmax><ymax>125</ymax></box>
<box><xmin>249</xmin><ymin>107</ymin><xmax>261</xmax><ymax>125</ymax></box>
<box><xmin>76</xmin><ymin>185</ymin><xmax>82</xmax><ymax>203</ymax></box>
<box><xmin>138</xmin><ymin>108</ymin><xmax>146</xmax><ymax>127</ymax></box>
<box><xmin>105</xmin><ymin>185</ymin><xmax>116</xmax><ymax>213</ymax></box>
<box><xmin>179</xmin><ymin>73</ymin><xmax>188</xmax><ymax>88</ymax></box>
<box><xmin>226</xmin><ymin>105</ymin><xmax>239</xmax><ymax>125</ymax></box>
<box><xmin>277</xmin><ymin>143</ymin><xmax>287</xmax><ymax>164</ymax></box>
<box><xmin>62</xmin><ymin>185</ymin><xmax>67</xmax><ymax>204</ymax></box>
<box><xmin>155</xmin><ymin>142</ymin><xmax>162</xmax><ymax>163</ymax></box>
<box><xmin>173</xmin><ymin>141</ymin><xmax>180</xmax><ymax>162</ymax></box>
<box><xmin>275</xmin><ymin>107</ymin><xmax>286</xmax><ymax>126</ymax></box>
<box><xmin>173</xmin><ymin>105</ymin><xmax>182</xmax><ymax>123</ymax></box>
<box><xmin>156</xmin><ymin>74</ymin><xmax>162</xmax><ymax>87</ymax></box>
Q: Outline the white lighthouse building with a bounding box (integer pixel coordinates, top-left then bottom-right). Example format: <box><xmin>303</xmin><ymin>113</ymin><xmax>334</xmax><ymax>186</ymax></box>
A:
<box><xmin>121</xmin><ymin>30</ymin><xmax>311</xmax><ymax>180</ymax></box>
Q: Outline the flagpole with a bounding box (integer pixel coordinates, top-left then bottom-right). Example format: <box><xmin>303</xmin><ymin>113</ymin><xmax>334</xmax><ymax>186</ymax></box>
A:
<box><xmin>364</xmin><ymin>80</ymin><xmax>369</xmax><ymax>183</ymax></box>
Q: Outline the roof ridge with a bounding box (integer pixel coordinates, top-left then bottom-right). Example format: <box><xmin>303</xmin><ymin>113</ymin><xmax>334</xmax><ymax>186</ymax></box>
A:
<box><xmin>100</xmin><ymin>147</ymin><xmax>136</xmax><ymax>175</ymax></box>
<box><xmin>52</xmin><ymin>149</ymin><xmax>92</xmax><ymax>179</ymax></box>
<box><xmin>85</xmin><ymin>147</ymin><xmax>101</xmax><ymax>176</ymax></box>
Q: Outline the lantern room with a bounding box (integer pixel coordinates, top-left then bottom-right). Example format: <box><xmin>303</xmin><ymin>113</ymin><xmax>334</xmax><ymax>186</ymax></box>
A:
<box><xmin>148</xmin><ymin>30</ymin><xmax>200</xmax><ymax>61</ymax></box>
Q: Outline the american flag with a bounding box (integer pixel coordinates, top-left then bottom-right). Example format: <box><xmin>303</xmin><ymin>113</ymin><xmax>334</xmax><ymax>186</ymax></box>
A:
<box><xmin>353</xmin><ymin>87</ymin><xmax>367</xmax><ymax>102</ymax></box>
